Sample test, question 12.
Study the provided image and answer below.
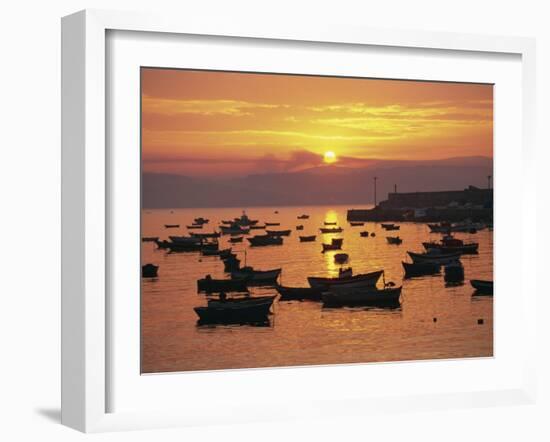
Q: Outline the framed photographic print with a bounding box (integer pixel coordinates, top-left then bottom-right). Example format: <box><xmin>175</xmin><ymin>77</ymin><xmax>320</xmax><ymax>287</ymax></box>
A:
<box><xmin>61</xmin><ymin>9</ymin><xmax>537</xmax><ymax>433</ymax></box>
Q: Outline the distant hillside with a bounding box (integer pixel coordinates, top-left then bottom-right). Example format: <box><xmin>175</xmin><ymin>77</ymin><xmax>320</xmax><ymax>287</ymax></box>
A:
<box><xmin>142</xmin><ymin>156</ymin><xmax>493</xmax><ymax>208</ymax></box>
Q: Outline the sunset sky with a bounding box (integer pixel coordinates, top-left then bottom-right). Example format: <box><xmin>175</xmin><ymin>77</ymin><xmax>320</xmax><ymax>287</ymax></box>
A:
<box><xmin>141</xmin><ymin>68</ymin><xmax>493</xmax><ymax>177</ymax></box>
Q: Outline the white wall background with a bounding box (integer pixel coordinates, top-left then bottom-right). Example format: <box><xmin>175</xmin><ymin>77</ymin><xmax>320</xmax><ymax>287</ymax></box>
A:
<box><xmin>0</xmin><ymin>1</ymin><xmax>548</xmax><ymax>440</ymax></box>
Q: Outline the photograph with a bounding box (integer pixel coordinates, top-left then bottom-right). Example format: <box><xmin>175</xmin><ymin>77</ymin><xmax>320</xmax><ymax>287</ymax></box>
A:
<box><xmin>140</xmin><ymin>67</ymin><xmax>494</xmax><ymax>374</ymax></box>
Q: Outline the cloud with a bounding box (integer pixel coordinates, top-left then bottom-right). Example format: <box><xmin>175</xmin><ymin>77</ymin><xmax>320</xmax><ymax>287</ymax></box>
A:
<box><xmin>142</xmin><ymin>95</ymin><xmax>286</xmax><ymax>117</ymax></box>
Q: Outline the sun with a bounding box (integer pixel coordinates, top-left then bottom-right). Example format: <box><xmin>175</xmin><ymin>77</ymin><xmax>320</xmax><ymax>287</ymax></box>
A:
<box><xmin>324</xmin><ymin>151</ymin><xmax>337</xmax><ymax>164</ymax></box>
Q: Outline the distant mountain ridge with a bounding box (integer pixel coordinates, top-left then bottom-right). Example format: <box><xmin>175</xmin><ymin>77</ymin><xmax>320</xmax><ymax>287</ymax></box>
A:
<box><xmin>142</xmin><ymin>156</ymin><xmax>493</xmax><ymax>208</ymax></box>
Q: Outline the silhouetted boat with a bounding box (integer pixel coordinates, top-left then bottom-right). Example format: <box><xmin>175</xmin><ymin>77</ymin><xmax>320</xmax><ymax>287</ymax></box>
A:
<box><xmin>320</xmin><ymin>227</ymin><xmax>343</xmax><ymax>233</ymax></box>
<box><xmin>381</xmin><ymin>223</ymin><xmax>394</xmax><ymax>229</ymax></box>
<box><xmin>142</xmin><ymin>236</ymin><xmax>159</xmax><ymax>242</ymax></box>
<box><xmin>408</xmin><ymin>250</ymin><xmax>461</xmax><ymax>264</ymax></box>
<box><xmin>428</xmin><ymin>221</ymin><xmax>484</xmax><ymax>233</ymax></box>
<box><xmin>402</xmin><ymin>261</ymin><xmax>440</xmax><ymax>277</ymax></box>
<box><xmin>265</xmin><ymin>222</ymin><xmax>281</xmax><ymax>226</ymax></box>
<box><xmin>142</xmin><ymin>263</ymin><xmax>158</xmax><ymax>278</ymax></box>
<box><xmin>384</xmin><ymin>225</ymin><xmax>400</xmax><ymax>231</ymax></box>
<box><xmin>229</xmin><ymin>236</ymin><xmax>243</xmax><ymax>243</ymax></box>
<box><xmin>249</xmin><ymin>225</ymin><xmax>266</xmax><ymax>230</ymax></box>
<box><xmin>247</xmin><ymin>234</ymin><xmax>283</xmax><ymax>247</ymax></box>
<box><xmin>197</xmin><ymin>276</ymin><xmax>248</xmax><ymax>293</ymax></box>
<box><xmin>276</xmin><ymin>285</ymin><xmax>322</xmax><ymax>301</ymax></box>
<box><xmin>194</xmin><ymin>296</ymin><xmax>274</xmax><ymax>324</ymax></box>
<box><xmin>360</xmin><ymin>231</ymin><xmax>369</xmax><ymax>237</ymax></box>
<box><xmin>299</xmin><ymin>235</ymin><xmax>316</xmax><ymax>242</ymax></box>
<box><xmin>386</xmin><ymin>236</ymin><xmax>403</xmax><ymax>245</ymax></box>
<box><xmin>231</xmin><ymin>266</ymin><xmax>281</xmax><ymax>284</ymax></box>
<box><xmin>193</xmin><ymin>217</ymin><xmax>209</xmax><ymax>225</ymax></box>
<box><xmin>323</xmin><ymin>221</ymin><xmax>337</xmax><ymax>226</ymax></box>
<box><xmin>266</xmin><ymin>229</ymin><xmax>291</xmax><ymax>236</ymax></box>
<box><xmin>308</xmin><ymin>270</ymin><xmax>383</xmax><ymax>290</ymax></box>
<box><xmin>349</xmin><ymin>222</ymin><xmax>364</xmax><ymax>226</ymax></box>
<box><xmin>370</xmin><ymin>232</ymin><xmax>376</xmax><ymax>237</ymax></box>
<box><xmin>322</xmin><ymin>286</ymin><xmax>402</xmax><ymax>308</ymax></box>
<box><xmin>164</xmin><ymin>224</ymin><xmax>179</xmax><ymax>228</ymax></box>
<box><xmin>296</xmin><ymin>225</ymin><xmax>304</xmax><ymax>230</ymax></box>
<box><xmin>187</xmin><ymin>224</ymin><xmax>203</xmax><ymax>229</ymax></box>
<box><xmin>471</xmin><ymin>279</ymin><xmax>493</xmax><ymax>295</ymax></box>
<box><xmin>322</xmin><ymin>238</ymin><xmax>343</xmax><ymax>252</ymax></box>
<box><xmin>334</xmin><ymin>253</ymin><xmax>349</xmax><ymax>264</ymax></box>
<box><xmin>297</xmin><ymin>214</ymin><xmax>309</xmax><ymax>219</ymax></box>
<box><xmin>233</xmin><ymin>211</ymin><xmax>258</xmax><ymax>226</ymax></box>
<box><xmin>444</xmin><ymin>261</ymin><xmax>464</xmax><ymax>283</ymax></box>
<box><xmin>422</xmin><ymin>235</ymin><xmax>478</xmax><ymax>254</ymax></box>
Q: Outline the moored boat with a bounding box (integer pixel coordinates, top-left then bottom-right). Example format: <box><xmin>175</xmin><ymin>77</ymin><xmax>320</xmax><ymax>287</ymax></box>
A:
<box><xmin>249</xmin><ymin>225</ymin><xmax>266</xmax><ymax>230</ymax></box>
<box><xmin>334</xmin><ymin>253</ymin><xmax>349</xmax><ymax>264</ymax></box>
<box><xmin>320</xmin><ymin>227</ymin><xmax>343</xmax><ymax>233</ymax></box>
<box><xmin>231</xmin><ymin>266</ymin><xmax>281</xmax><ymax>284</ymax></box>
<box><xmin>193</xmin><ymin>217</ymin><xmax>209</xmax><ymax>225</ymax></box>
<box><xmin>187</xmin><ymin>224</ymin><xmax>204</xmax><ymax>229</ymax></box>
<box><xmin>164</xmin><ymin>224</ymin><xmax>180</xmax><ymax>228</ymax></box>
<box><xmin>142</xmin><ymin>236</ymin><xmax>159</xmax><ymax>242</ymax></box>
<box><xmin>322</xmin><ymin>238</ymin><xmax>343</xmax><ymax>252</ymax></box>
<box><xmin>194</xmin><ymin>296</ymin><xmax>273</xmax><ymax>324</ymax></box>
<box><xmin>142</xmin><ymin>263</ymin><xmax>159</xmax><ymax>278</ymax></box>
<box><xmin>360</xmin><ymin>231</ymin><xmax>369</xmax><ymax>237</ymax></box>
<box><xmin>299</xmin><ymin>235</ymin><xmax>316</xmax><ymax>242</ymax></box>
<box><xmin>233</xmin><ymin>211</ymin><xmax>258</xmax><ymax>226</ymax></box>
<box><xmin>308</xmin><ymin>269</ymin><xmax>383</xmax><ymax>290</ymax></box>
<box><xmin>229</xmin><ymin>236</ymin><xmax>243</xmax><ymax>243</ymax></box>
<box><xmin>422</xmin><ymin>235</ymin><xmax>478</xmax><ymax>254</ymax></box>
<box><xmin>190</xmin><ymin>231</ymin><xmax>221</xmax><ymax>239</ymax></box>
<box><xmin>349</xmin><ymin>222</ymin><xmax>364</xmax><ymax>226</ymax></box>
<box><xmin>408</xmin><ymin>250</ymin><xmax>461</xmax><ymax>264</ymax></box>
<box><xmin>297</xmin><ymin>214</ymin><xmax>309</xmax><ymax>219</ymax></box>
<box><xmin>384</xmin><ymin>225</ymin><xmax>400</xmax><ymax>231</ymax></box>
<box><xmin>247</xmin><ymin>234</ymin><xmax>284</xmax><ymax>247</ymax></box>
<box><xmin>324</xmin><ymin>221</ymin><xmax>337</xmax><ymax>226</ymax></box>
<box><xmin>471</xmin><ymin>279</ymin><xmax>493</xmax><ymax>295</ymax></box>
<box><xmin>265</xmin><ymin>222</ymin><xmax>280</xmax><ymax>226</ymax></box>
<box><xmin>219</xmin><ymin>223</ymin><xmax>251</xmax><ymax>235</ymax></box>
<box><xmin>381</xmin><ymin>223</ymin><xmax>394</xmax><ymax>229</ymax></box>
<box><xmin>386</xmin><ymin>236</ymin><xmax>403</xmax><ymax>245</ymax></box>
<box><xmin>296</xmin><ymin>225</ymin><xmax>304</xmax><ymax>230</ymax></box>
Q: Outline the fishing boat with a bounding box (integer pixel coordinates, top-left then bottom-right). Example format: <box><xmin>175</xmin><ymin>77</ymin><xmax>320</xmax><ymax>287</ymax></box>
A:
<box><xmin>386</xmin><ymin>236</ymin><xmax>403</xmax><ymax>245</ymax></box>
<box><xmin>190</xmin><ymin>231</ymin><xmax>221</xmax><ymax>239</ymax></box>
<box><xmin>186</xmin><ymin>224</ymin><xmax>203</xmax><ymax>229</ymax></box>
<box><xmin>402</xmin><ymin>261</ymin><xmax>440</xmax><ymax>277</ymax></box>
<box><xmin>360</xmin><ymin>231</ymin><xmax>369</xmax><ymax>237</ymax></box>
<box><xmin>265</xmin><ymin>222</ymin><xmax>281</xmax><ymax>226</ymax></box>
<box><xmin>323</xmin><ymin>221</ymin><xmax>337</xmax><ymax>226</ymax></box>
<box><xmin>233</xmin><ymin>211</ymin><xmax>259</xmax><ymax>226</ymax></box>
<box><xmin>320</xmin><ymin>227</ymin><xmax>343</xmax><ymax>233</ymax></box>
<box><xmin>334</xmin><ymin>253</ymin><xmax>349</xmax><ymax>264</ymax></box>
<box><xmin>164</xmin><ymin>224</ymin><xmax>180</xmax><ymax>228</ymax></box>
<box><xmin>142</xmin><ymin>263</ymin><xmax>159</xmax><ymax>278</ymax></box>
<box><xmin>276</xmin><ymin>285</ymin><xmax>322</xmax><ymax>301</ymax></box>
<box><xmin>249</xmin><ymin>225</ymin><xmax>266</xmax><ymax>230</ymax></box>
<box><xmin>408</xmin><ymin>250</ymin><xmax>461</xmax><ymax>264</ymax></box>
<box><xmin>142</xmin><ymin>236</ymin><xmax>159</xmax><ymax>242</ymax></box>
<box><xmin>247</xmin><ymin>234</ymin><xmax>284</xmax><ymax>247</ymax></box>
<box><xmin>167</xmin><ymin>241</ymin><xmax>204</xmax><ymax>252</ymax></box>
<box><xmin>322</xmin><ymin>242</ymin><xmax>340</xmax><ymax>252</ymax></box>
<box><xmin>381</xmin><ymin>223</ymin><xmax>394</xmax><ymax>229</ymax></box>
<box><xmin>193</xmin><ymin>217</ymin><xmax>209</xmax><ymax>225</ymax></box>
<box><xmin>231</xmin><ymin>266</ymin><xmax>281</xmax><ymax>284</ymax></box>
<box><xmin>428</xmin><ymin>221</ymin><xmax>484</xmax><ymax>233</ymax></box>
<box><xmin>422</xmin><ymin>235</ymin><xmax>478</xmax><ymax>254</ymax></box>
<box><xmin>197</xmin><ymin>276</ymin><xmax>248</xmax><ymax>293</ymax></box>
<box><xmin>229</xmin><ymin>236</ymin><xmax>243</xmax><ymax>243</ymax></box>
<box><xmin>308</xmin><ymin>270</ymin><xmax>383</xmax><ymax>290</ymax></box>
<box><xmin>194</xmin><ymin>296</ymin><xmax>274</xmax><ymax>324</ymax></box>
<box><xmin>266</xmin><ymin>229</ymin><xmax>291</xmax><ymax>236</ymax></box>
<box><xmin>383</xmin><ymin>225</ymin><xmax>400</xmax><ymax>231</ymax></box>
<box><xmin>297</xmin><ymin>214</ymin><xmax>310</xmax><ymax>219</ymax></box>
<box><xmin>444</xmin><ymin>261</ymin><xmax>465</xmax><ymax>283</ymax></box>
<box><xmin>296</xmin><ymin>225</ymin><xmax>304</xmax><ymax>230</ymax></box>
<box><xmin>349</xmin><ymin>222</ymin><xmax>364</xmax><ymax>226</ymax></box>
<box><xmin>322</xmin><ymin>286</ymin><xmax>402</xmax><ymax>308</ymax></box>
<box><xmin>219</xmin><ymin>223</ymin><xmax>251</xmax><ymax>235</ymax></box>
<box><xmin>299</xmin><ymin>235</ymin><xmax>316</xmax><ymax>242</ymax></box>
<box><xmin>471</xmin><ymin>279</ymin><xmax>493</xmax><ymax>295</ymax></box>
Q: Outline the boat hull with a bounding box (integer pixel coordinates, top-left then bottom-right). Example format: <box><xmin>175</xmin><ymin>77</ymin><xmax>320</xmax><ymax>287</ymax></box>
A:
<box><xmin>402</xmin><ymin>261</ymin><xmax>440</xmax><ymax>277</ymax></box>
<box><xmin>322</xmin><ymin>287</ymin><xmax>402</xmax><ymax>307</ymax></box>
<box><xmin>408</xmin><ymin>251</ymin><xmax>461</xmax><ymax>264</ymax></box>
<box><xmin>194</xmin><ymin>301</ymin><xmax>272</xmax><ymax>324</ymax></box>
<box><xmin>276</xmin><ymin>285</ymin><xmax>322</xmax><ymax>301</ymax></box>
<box><xmin>308</xmin><ymin>270</ymin><xmax>383</xmax><ymax>290</ymax></box>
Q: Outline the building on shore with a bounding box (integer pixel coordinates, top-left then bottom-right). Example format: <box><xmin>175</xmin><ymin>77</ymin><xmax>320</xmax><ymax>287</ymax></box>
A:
<box><xmin>347</xmin><ymin>186</ymin><xmax>493</xmax><ymax>222</ymax></box>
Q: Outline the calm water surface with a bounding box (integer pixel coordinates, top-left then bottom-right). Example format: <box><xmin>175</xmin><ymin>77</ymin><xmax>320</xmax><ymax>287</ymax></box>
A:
<box><xmin>141</xmin><ymin>205</ymin><xmax>493</xmax><ymax>373</ymax></box>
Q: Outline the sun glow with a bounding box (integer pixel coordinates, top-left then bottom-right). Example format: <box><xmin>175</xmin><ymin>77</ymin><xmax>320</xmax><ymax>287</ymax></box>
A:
<box><xmin>324</xmin><ymin>151</ymin><xmax>337</xmax><ymax>164</ymax></box>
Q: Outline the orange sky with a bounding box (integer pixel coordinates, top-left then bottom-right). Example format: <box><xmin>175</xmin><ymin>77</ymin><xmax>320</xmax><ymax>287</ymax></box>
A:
<box><xmin>141</xmin><ymin>68</ymin><xmax>493</xmax><ymax>177</ymax></box>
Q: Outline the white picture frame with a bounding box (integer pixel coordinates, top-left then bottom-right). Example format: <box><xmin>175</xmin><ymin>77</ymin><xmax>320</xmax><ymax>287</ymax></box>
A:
<box><xmin>61</xmin><ymin>9</ymin><xmax>537</xmax><ymax>433</ymax></box>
